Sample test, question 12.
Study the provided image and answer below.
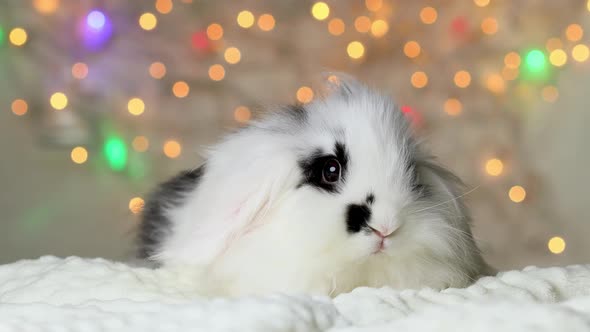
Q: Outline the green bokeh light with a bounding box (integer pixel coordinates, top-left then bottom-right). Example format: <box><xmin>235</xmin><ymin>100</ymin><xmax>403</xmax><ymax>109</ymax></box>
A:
<box><xmin>0</xmin><ymin>26</ymin><xmax>5</xmax><ymax>46</ymax></box>
<box><xmin>103</xmin><ymin>136</ymin><xmax>128</xmax><ymax>171</ymax></box>
<box><xmin>524</xmin><ymin>49</ymin><xmax>547</xmax><ymax>73</ymax></box>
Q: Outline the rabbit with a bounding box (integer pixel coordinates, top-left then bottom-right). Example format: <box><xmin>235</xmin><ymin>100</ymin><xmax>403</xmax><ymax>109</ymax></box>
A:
<box><xmin>137</xmin><ymin>76</ymin><xmax>493</xmax><ymax>297</ymax></box>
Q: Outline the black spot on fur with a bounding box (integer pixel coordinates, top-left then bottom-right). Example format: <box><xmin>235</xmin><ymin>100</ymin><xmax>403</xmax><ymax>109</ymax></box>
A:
<box><xmin>346</xmin><ymin>204</ymin><xmax>372</xmax><ymax>233</ymax></box>
<box><xmin>138</xmin><ymin>165</ymin><xmax>205</xmax><ymax>259</ymax></box>
<box><xmin>298</xmin><ymin>142</ymin><xmax>349</xmax><ymax>193</ymax></box>
<box><xmin>366</xmin><ymin>193</ymin><xmax>375</xmax><ymax>205</ymax></box>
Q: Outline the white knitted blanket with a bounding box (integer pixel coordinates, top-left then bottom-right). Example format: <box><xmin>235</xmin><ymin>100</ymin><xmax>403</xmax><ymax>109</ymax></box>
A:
<box><xmin>1</xmin><ymin>256</ymin><xmax>589</xmax><ymax>331</ymax></box>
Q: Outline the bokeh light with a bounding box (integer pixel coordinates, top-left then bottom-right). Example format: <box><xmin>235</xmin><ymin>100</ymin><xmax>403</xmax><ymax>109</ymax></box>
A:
<box><xmin>473</xmin><ymin>0</ymin><xmax>490</xmax><ymax>7</ymax></box>
<box><xmin>234</xmin><ymin>106</ymin><xmax>251</xmax><ymax>123</ymax></box>
<box><xmin>296</xmin><ymin>86</ymin><xmax>314</xmax><ymax>103</ymax></box>
<box><xmin>565</xmin><ymin>24</ymin><xmax>583</xmax><ymax>42</ymax></box>
<box><xmin>70</xmin><ymin>147</ymin><xmax>88</xmax><ymax>164</ymax></box>
<box><xmin>485</xmin><ymin>158</ymin><xmax>504</xmax><ymax>176</ymax></box>
<box><xmin>504</xmin><ymin>52</ymin><xmax>521</xmax><ymax>69</ymax></box>
<box><xmin>572</xmin><ymin>44</ymin><xmax>589</xmax><ymax>62</ymax></box>
<box><xmin>163</xmin><ymin>140</ymin><xmax>182</xmax><ymax>158</ymax></box>
<box><xmin>33</xmin><ymin>0</ymin><xmax>60</xmax><ymax>14</ymax></box>
<box><xmin>258</xmin><ymin>14</ymin><xmax>275</xmax><ymax>31</ymax></box>
<box><xmin>103</xmin><ymin>136</ymin><xmax>128</xmax><ymax>171</ymax></box>
<box><xmin>237</xmin><ymin>10</ymin><xmax>255</xmax><ymax>28</ymax></box>
<box><xmin>155</xmin><ymin>0</ymin><xmax>173</xmax><ymax>14</ymax></box>
<box><xmin>365</xmin><ymin>0</ymin><xmax>383</xmax><ymax>12</ymax></box>
<box><xmin>454</xmin><ymin>70</ymin><xmax>471</xmax><ymax>88</ymax></box>
<box><xmin>149</xmin><ymin>62</ymin><xmax>166</xmax><ymax>79</ymax></box>
<box><xmin>444</xmin><ymin>98</ymin><xmax>462</xmax><ymax>116</ymax></box>
<box><xmin>224</xmin><ymin>47</ymin><xmax>241</xmax><ymax>64</ymax></box>
<box><xmin>172</xmin><ymin>81</ymin><xmax>190</xmax><ymax>98</ymax></box>
<box><xmin>11</xmin><ymin>99</ymin><xmax>28</xmax><ymax>116</ymax></box>
<box><xmin>127</xmin><ymin>98</ymin><xmax>145</xmax><ymax>116</ymax></box>
<box><xmin>311</xmin><ymin>2</ymin><xmax>330</xmax><ymax>21</ymax></box>
<box><xmin>132</xmin><ymin>136</ymin><xmax>149</xmax><ymax>152</ymax></box>
<box><xmin>542</xmin><ymin>86</ymin><xmax>559</xmax><ymax>103</ymax></box>
<box><xmin>139</xmin><ymin>12</ymin><xmax>157</xmax><ymax>31</ymax></box>
<box><xmin>370</xmin><ymin>20</ymin><xmax>389</xmax><ymax>38</ymax></box>
<box><xmin>129</xmin><ymin>197</ymin><xmax>145</xmax><ymax>214</ymax></box>
<box><xmin>404</xmin><ymin>41</ymin><xmax>421</xmax><ymax>58</ymax></box>
<box><xmin>548</xmin><ymin>236</ymin><xmax>566</xmax><ymax>254</ymax></box>
<box><xmin>524</xmin><ymin>49</ymin><xmax>547</xmax><ymax>74</ymax></box>
<box><xmin>509</xmin><ymin>185</ymin><xmax>527</xmax><ymax>203</ymax></box>
<box><xmin>411</xmin><ymin>71</ymin><xmax>428</xmax><ymax>88</ymax></box>
<box><xmin>347</xmin><ymin>41</ymin><xmax>365</xmax><ymax>59</ymax></box>
<box><xmin>206</xmin><ymin>23</ymin><xmax>223</xmax><ymax>40</ymax></box>
<box><xmin>50</xmin><ymin>92</ymin><xmax>68</xmax><ymax>110</ymax></box>
<box><xmin>354</xmin><ymin>16</ymin><xmax>371</xmax><ymax>33</ymax></box>
<box><xmin>87</xmin><ymin>10</ymin><xmax>106</xmax><ymax>29</ymax></box>
<box><xmin>545</xmin><ymin>38</ymin><xmax>563</xmax><ymax>52</ymax></box>
<box><xmin>328</xmin><ymin>18</ymin><xmax>345</xmax><ymax>36</ymax></box>
<box><xmin>208</xmin><ymin>64</ymin><xmax>226</xmax><ymax>81</ymax></box>
<box><xmin>502</xmin><ymin>67</ymin><xmax>519</xmax><ymax>81</ymax></box>
<box><xmin>549</xmin><ymin>49</ymin><xmax>567</xmax><ymax>67</ymax></box>
<box><xmin>9</xmin><ymin>28</ymin><xmax>27</xmax><ymax>46</ymax></box>
<box><xmin>71</xmin><ymin>62</ymin><xmax>89</xmax><ymax>79</ymax></box>
<box><xmin>486</xmin><ymin>73</ymin><xmax>505</xmax><ymax>94</ymax></box>
<box><xmin>481</xmin><ymin>17</ymin><xmax>498</xmax><ymax>35</ymax></box>
<box><xmin>420</xmin><ymin>7</ymin><xmax>437</xmax><ymax>24</ymax></box>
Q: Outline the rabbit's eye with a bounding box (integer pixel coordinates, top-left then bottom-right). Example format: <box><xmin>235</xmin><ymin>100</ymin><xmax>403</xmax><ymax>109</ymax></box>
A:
<box><xmin>322</xmin><ymin>158</ymin><xmax>341</xmax><ymax>183</ymax></box>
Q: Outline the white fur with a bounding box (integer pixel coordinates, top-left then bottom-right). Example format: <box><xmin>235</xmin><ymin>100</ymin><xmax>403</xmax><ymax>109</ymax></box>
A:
<box><xmin>150</xmin><ymin>78</ymin><xmax>488</xmax><ymax>297</ymax></box>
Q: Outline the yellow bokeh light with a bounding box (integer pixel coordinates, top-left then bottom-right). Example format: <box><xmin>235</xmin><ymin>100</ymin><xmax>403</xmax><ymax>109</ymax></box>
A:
<box><xmin>70</xmin><ymin>147</ymin><xmax>88</xmax><ymax>164</ymax></box>
<box><xmin>504</xmin><ymin>52</ymin><xmax>521</xmax><ymax>69</ymax></box>
<box><xmin>34</xmin><ymin>0</ymin><xmax>60</xmax><ymax>14</ymax></box>
<box><xmin>411</xmin><ymin>71</ymin><xmax>428</xmax><ymax>88</ymax></box>
<box><xmin>486</xmin><ymin>73</ymin><xmax>505</xmax><ymax>94</ymax></box>
<box><xmin>347</xmin><ymin>41</ymin><xmax>365</xmax><ymax>59</ymax></box>
<box><xmin>572</xmin><ymin>44</ymin><xmax>589</xmax><ymax>62</ymax></box>
<box><xmin>155</xmin><ymin>0</ymin><xmax>173</xmax><ymax>14</ymax></box>
<box><xmin>327</xmin><ymin>74</ymin><xmax>340</xmax><ymax>85</ymax></box>
<box><xmin>132</xmin><ymin>136</ymin><xmax>149</xmax><ymax>152</ymax></box>
<box><xmin>9</xmin><ymin>28</ymin><xmax>28</xmax><ymax>46</ymax></box>
<box><xmin>473</xmin><ymin>0</ymin><xmax>490</xmax><ymax>7</ymax></box>
<box><xmin>163</xmin><ymin>140</ymin><xmax>182</xmax><ymax>159</ymax></box>
<box><xmin>50</xmin><ymin>92</ymin><xmax>68</xmax><ymax>110</ymax></box>
<box><xmin>404</xmin><ymin>41</ymin><xmax>421</xmax><ymax>58</ymax></box>
<box><xmin>502</xmin><ymin>67</ymin><xmax>519</xmax><ymax>81</ymax></box>
<box><xmin>485</xmin><ymin>158</ymin><xmax>503</xmax><ymax>176</ymax></box>
<box><xmin>444</xmin><ymin>98</ymin><xmax>462</xmax><ymax>116</ymax></box>
<box><xmin>565</xmin><ymin>24</ymin><xmax>583</xmax><ymax>42</ymax></box>
<box><xmin>237</xmin><ymin>10</ymin><xmax>255</xmax><ymax>28</ymax></box>
<box><xmin>542</xmin><ymin>86</ymin><xmax>559</xmax><ymax>103</ymax></box>
<box><xmin>127</xmin><ymin>98</ymin><xmax>145</xmax><ymax>116</ymax></box>
<box><xmin>370</xmin><ymin>20</ymin><xmax>389</xmax><ymax>38</ymax></box>
<box><xmin>296</xmin><ymin>86</ymin><xmax>314</xmax><ymax>103</ymax></box>
<box><xmin>149</xmin><ymin>62</ymin><xmax>166</xmax><ymax>79</ymax></box>
<box><xmin>71</xmin><ymin>62</ymin><xmax>88</xmax><ymax>79</ymax></box>
<box><xmin>129</xmin><ymin>197</ymin><xmax>145</xmax><ymax>214</ymax></box>
<box><xmin>224</xmin><ymin>47</ymin><xmax>241</xmax><ymax>64</ymax></box>
<box><xmin>549</xmin><ymin>49</ymin><xmax>567</xmax><ymax>67</ymax></box>
<box><xmin>508</xmin><ymin>185</ymin><xmax>526</xmax><ymax>203</ymax></box>
<box><xmin>311</xmin><ymin>2</ymin><xmax>330</xmax><ymax>21</ymax></box>
<box><xmin>207</xmin><ymin>23</ymin><xmax>223</xmax><ymax>40</ymax></box>
<box><xmin>234</xmin><ymin>106</ymin><xmax>251</xmax><ymax>123</ymax></box>
<box><xmin>419</xmin><ymin>7</ymin><xmax>437</xmax><ymax>24</ymax></box>
<box><xmin>365</xmin><ymin>0</ymin><xmax>383</xmax><ymax>12</ymax></box>
<box><xmin>328</xmin><ymin>18</ymin><xmax>345</xmax><ymax>36</ymax></box>
<box><xmin>548</xmin><ymin>236</ymin><xmax>566</xmax><ymax>254</ymax></box>
<box><xmin>209</xmin><ymin>64</ymin><xmax>226</xmax><ymax>81</ymax></box>
<box><xmin>481</xmin><ymin>17</ymin><xmax>498</xmax><ymax>35</ymax></box>
<box><xmin>354</xmin><ymin>16</ymin><xmax>372</xmax><ymax>33</ymax></box>
<box><xmin>545</xmin><ymin>38</ymin><xmax>563</xmax><ymax>52</ymax></box>
<box><xmin>588</xmin><ymin>0</ymin><xmax>590</xmax><ymax>12</ymax></box>
<box><xmin>257</xmin><ymin>14</ymin><xmax>275</xmax><ymax>31</ymax></box>
<box><xmin>139</xmin><ymin>12</ymin><xmax>157</xmax><ymax>31</ymax></box>
<box><xmin>454</xmin><ymin>70</ymin><xmax>471</xmax><ymax>88</ymax></box>
<box><xmin>11</xmin><ymin>99</ymin><xmax>28</xmax><ymax>116</ymax></box>
<box><xmin>172</xmin><ymin>81</ymin><xmax>190</xmax><ymax>98</ymax></box>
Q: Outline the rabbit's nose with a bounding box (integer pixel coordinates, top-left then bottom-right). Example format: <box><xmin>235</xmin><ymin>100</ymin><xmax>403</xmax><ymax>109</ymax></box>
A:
<box><xmin>369</xmin><ymin>225</ymin><xmax>396</xmax><ymax>238</ymax></box>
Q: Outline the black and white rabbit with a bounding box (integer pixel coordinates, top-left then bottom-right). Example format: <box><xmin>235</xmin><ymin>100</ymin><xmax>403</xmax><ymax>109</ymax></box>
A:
<box><xmin>138</xmin><ymin>77</ymin><xmax>492</xmax><ymax>297</ymax></box>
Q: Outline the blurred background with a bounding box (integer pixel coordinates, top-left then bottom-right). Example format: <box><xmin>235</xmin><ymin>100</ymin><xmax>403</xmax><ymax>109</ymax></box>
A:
<box><xmin>1</xmin><ymin>0</ymin><xmax>589</xmax><ymax>270</ymax></box>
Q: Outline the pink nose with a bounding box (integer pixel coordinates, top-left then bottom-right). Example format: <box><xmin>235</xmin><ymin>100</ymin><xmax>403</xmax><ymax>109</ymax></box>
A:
<box><xmin>370</xmin><ymin>226</ymin><xmax>394</xmax><ymax>238</ymax></box>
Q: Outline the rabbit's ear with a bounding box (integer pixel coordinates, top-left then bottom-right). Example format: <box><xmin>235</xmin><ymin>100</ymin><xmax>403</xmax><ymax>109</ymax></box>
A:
<box><xmin>154</xmin><ymin>133</ymin><xmax>298</xmax><ymax>266</ymax></box>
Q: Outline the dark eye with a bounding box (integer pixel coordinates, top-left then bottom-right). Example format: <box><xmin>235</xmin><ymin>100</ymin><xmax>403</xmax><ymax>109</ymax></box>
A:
<box><xmin>322</xmin><ymin>158</ymin><xmax>341</xmax><ymax>183</ymax></box>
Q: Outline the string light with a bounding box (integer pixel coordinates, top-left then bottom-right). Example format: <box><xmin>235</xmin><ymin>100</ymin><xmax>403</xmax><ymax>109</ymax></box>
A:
<box><xmin>486</xmin><ymin>73</ymin><xmax>505</xmax><ymax>94</ymax></box>
<box><xmin>542</xmin><ymin>86</ymin><xmax>559</xmax><ymax>102</ymax></box>
<box><xmin>103</xmin><ymin>136</ymin><xmax>128</xmax><ymax>171</ymax></box>
<box><xmin>155</xmin><ymin>0</ymin><xmax>173</xmax><ymax>14</ymax></box>
<box><xmin>572</xmin><ymin>44</ymin><xmax>589</xmax><ymax>62</ymax></box>
<box><xmin>209</xmin><ymin>64</ymin><xmax>226</xmax><ymax>81</ymax></box>
<box><xmin>296</xmin><ymin>86</ymin><xmax>314</xmax><ymax>103</ymax></box>
<box><xmin>328</xmin><ymin>18</ymin><xmax>345</xmax><ymax>36</ymax></box>
<box><xmin>33</xmin><ymin>0</ymin><xmax>60</xmax><ymax>14</ymax></box>
<box><xmin>411</xmin><ymin>71</ymin><xmax>428</xmax><ymax>88</ymax></box>
<box><xmin>224</xmin><ymin>47</ymin><xmax>241</xmax><ymax>64</ymax></box>
<box><xmin>139</xmin><ymin>12</ymin><xmax>157</xmax><ymax>31</ymax></box>
<box><xmin>257</xmin><ymin>14</ymin><xmax>275</xmax><ymax>31</ymax></box>
<box><xmin>454</xmin><ymin>70</ymin><xmax>471</xmax><ymax>88</ymax></box>
<box><xmin>565</xmin><ymin>24</ymin><xmax>583</xmax><ymax>42</ymax></box>
<box><xmin>172</xmin><ymin>81</ymin><xmax>190</xmax><ymax>98</ymax></box>
<box><xmin>237</xmin><ymin>10</ymin><xmax>255</xmax><ymax>28</ymax></box>
<box><xmin>207</xmin><ymin>23</ymin><xmax>223</xmax><ymax>40</ymax></box>
<box><xmin>347</xmin><ymin>41</ymin><xmax>365</xmax><ymax>59</ymax></box>
<box><xmin>481</xmin><ymin>17</ymin><xmax>498</xmax><ymax>35</ymax></box>
<box><xmin>70</xmin><ymin>147</ymin><xmax>88</xmax><ymax>164</ymax></box>
<box><xmin>419</xmin><ymin>7</ymin><xmax>437</xmax><ymax>24</ymax></box>
<box><xmin>163</xmin><ymin>140</ymin><xmax>182</xmax><ymax>158</ymax></box>
<box><xmin>403</xmin><ymin>41</ymin><xmax>421</xmax><ymax>58</ymax></box>
<box><xmin>127</xmin><ymin>98</ymin><xmax>145</xmax><ymax>116</ymax></box>
<box><xmin>311</xmin><ymin>2</ymin><xmax>330</xmax><ymax>21</ymax></box>
<box><xmin>473</xmin><ymin>0</ymin><xmax>490</xmax><ymax>7</ymax></box>
<box><xmin>9</xmin><ymin>28</ymin><xmax>27</xmax><ymax>46</ymax></box>
<box><xmin>149</xmin><ymin>62</ymin><xmax>166</xmax><ymax>79</ymax></box>
<box><xmin>129</xmin><ymin>197</ymin><xmax>145</xmax><ymax>214</ymax></box>
<box><xmin>365</xmin><ymin>0</ymin><xmax>383</xmax><ymax>12</ymax></box>
<box><xmin>50</xmin><ymin>92</ymin><xmax>68</xmax><ymax>110</ymax></box>
<box><xmin>548</xmin><ymin>236</ymin><xmax>566</xmax><ymax>254</ymax></box>
<box><xmin>504</xmin><ymin>52</ymin><xmax>521</xmax><ymax>68</ymax></box>
<box><xmin>354</xmin><ymin>16</ymin><xmax>371</xmax><ymax>33</ymax></box>
<box><xmin>508</xmin><ymin>185</ymin><xmax>526</xmax><ymax>203</ymax></box>
<box><xmin>549</xmin><ymin>49</ymin><xmax>567</xmax><ymax>67</ymax></box>
<box><xmin>234</xmin><ymin>106</ymin><xmax>251</xmax><ymax>123</ymax></box>
<box><xmin>545</xmin><ymin>38</ymin><xmax>563</xmax><ymax>52</ymax></box>
<box><xmin>83</xmin><ymin>10</ymin><xmax>113</xmax><ymax>50</ymax></box>
<box><xmin>523</xmin><ymin>49</ymin><xmax>547</xmax><ymax>75</ymax></box>
<box><xmin>132</xmin><ymin>136</ymin><xmax>149</xmax><ymax>152</ymax></box>
<box><xmin>370</xmin><ymin>20</ymin><xmax>389</xmax><ymax>38</ymax></box>
<box><xmin>71</xmin><ymin>62</ymin><xmax>89</xmax><ymax>79</ymax></box>
<box><xmin>0</xmin><ymin>27</ymin><xmax>4</xmax><ymax>46</ymax></box>
<box><xmin>11</xmin><ymin>99</ymin><xmax>28</xmax><ymax>116</ymax></box>
<box><xmin>485</xmin><ymin>158</ymin><xmax>503</xmax><ymax>176</ymax></box>
<box><xmin>588</xmin><ymin>0</ymin><xmax>590</xmax><ymax>12</ymax></box>
<box><xmin>444</xmin><ymin>98</ymin><xmax>462</xmax><ymax>116</ymax></box>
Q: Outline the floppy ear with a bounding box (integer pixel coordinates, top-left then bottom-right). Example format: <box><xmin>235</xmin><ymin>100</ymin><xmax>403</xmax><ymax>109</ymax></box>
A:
<box><xmin>152</xmin><ymin>131</ymin><xmax>299</xmax><ymax>266</ymax></box>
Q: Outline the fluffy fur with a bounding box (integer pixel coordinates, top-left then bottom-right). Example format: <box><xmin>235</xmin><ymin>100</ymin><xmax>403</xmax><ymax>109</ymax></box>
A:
<box><xmin>138</xmin><ymin>77</ymin><xmax>491</xmax><ymax>297</ymax></box>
